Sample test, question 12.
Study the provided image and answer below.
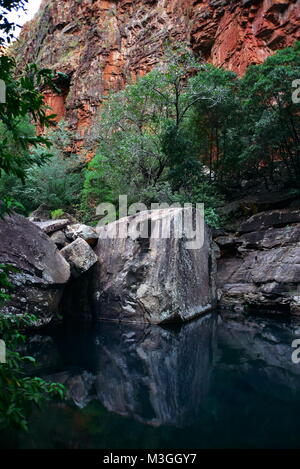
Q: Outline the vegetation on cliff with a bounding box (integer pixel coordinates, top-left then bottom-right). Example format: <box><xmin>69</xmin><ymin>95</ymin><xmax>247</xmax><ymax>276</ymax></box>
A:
<box><xmin>1</xmin><ymin>42</ymin><xmax>299</xmax><ymax>227</ymax></box>
<box><xmin>0</xmin><ymin>0</ymin><xmax>64</xmax><ymax>432</ymax></box>
<box><xmin>82</xmin><ymin>42</ymin><xmax>300</xmax><ymax>224</ymax></box>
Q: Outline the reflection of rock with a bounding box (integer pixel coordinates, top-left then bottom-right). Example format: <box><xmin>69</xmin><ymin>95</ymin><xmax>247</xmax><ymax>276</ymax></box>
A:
<box><xmin>23</xmin><ymin>311</ymin><xmax>300</xmax><ymax>439</ymax></box>
<box><xmin>21</xmin><ymin>335</ymin><xmax>61</xmax><ymax>374</ymax></box>
<box><xmin>218</xmin><ymin>314</ymin><xmax>300</xmax><ymax>401</ymax></box>
<box><xmin>94</xmin><ymin>208</ymin><xmax>216</xmax><ymax>324</ymax></box>
<box><xmin>94</xmin><ymin>314</ymin><xmax>217</xmax><ymax>427</ymax></box>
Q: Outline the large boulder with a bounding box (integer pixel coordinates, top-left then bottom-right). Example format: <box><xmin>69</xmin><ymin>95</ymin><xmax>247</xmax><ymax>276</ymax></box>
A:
<box><xmin>93</xmin><ymin>207</ymin><xmax>216</xmax><ymax>324</ymax></box>
<box><xmin>0</xmin><ymin>213</ymin><xmax>70</xmax><ymax>326</ymax></box>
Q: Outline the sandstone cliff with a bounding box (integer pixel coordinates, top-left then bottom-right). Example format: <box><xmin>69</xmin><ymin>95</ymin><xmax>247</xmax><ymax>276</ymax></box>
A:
<box><xmin>14</xmin><ymin>0</ymin><xmax>300</xmax><ymax>140</ymax></box>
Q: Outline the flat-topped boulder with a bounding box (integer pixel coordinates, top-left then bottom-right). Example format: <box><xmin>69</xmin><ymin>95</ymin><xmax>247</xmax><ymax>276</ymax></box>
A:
<box><xmin>93</xmin><ymin>207</ymin><xmax>217</xmax><ymax>324</ymax></box>
<box><xmin>0</xmin><ymin>213</ymin><xmax>70</xmax><ymax>326</ymax></box>
<box><xmin>33</xmin><ymin>219</ymin><xmax>69</xmax><ymax>234</ymax></box>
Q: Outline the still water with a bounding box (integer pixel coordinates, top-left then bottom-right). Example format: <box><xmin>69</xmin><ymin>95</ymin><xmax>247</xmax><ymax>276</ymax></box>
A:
<box><xmin>3</xmin><ymin>311</ymin><xmax>300</xmax><ymax>449</ymax></box>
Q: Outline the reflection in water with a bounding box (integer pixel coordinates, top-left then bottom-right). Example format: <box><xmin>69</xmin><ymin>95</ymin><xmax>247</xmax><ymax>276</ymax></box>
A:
<box><xmin>4</xmin><ymin>312</ymin><xmax>300</xmax><ymax>449</ymax></box>
<box><xmin>93</xmin><ymin>314</ymin><xmax>217</xmax><ymax>427</ymax></box>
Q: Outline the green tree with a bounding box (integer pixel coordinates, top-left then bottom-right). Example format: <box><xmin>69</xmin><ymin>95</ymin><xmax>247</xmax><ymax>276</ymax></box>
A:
<box><xmin>83</xmin><ymin>48</ymin><xmax>224</xmax><ymax>224</ymax></box>
<box><xmin>187</xmin><ymin>65</ymin><xmax>242</xmax><ymax>187</ymax></box>
<box><xmin>240</xmin><ymin>41</ymin><xmax>300</xmax><ymax>188</ymax></box>
<box><xmin>0</xmin><ymin>1</ymin><xmax>65</xmax><ymax>432</ymax></box>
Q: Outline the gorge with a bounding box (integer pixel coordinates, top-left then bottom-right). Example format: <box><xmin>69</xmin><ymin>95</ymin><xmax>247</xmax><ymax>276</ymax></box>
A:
<box><xmin>1</xmin><ymin>0</ymin><xmax>300</xmax><ymax>451</ymax></box>
<box><xmin>15</xmin><ymin>0</ymin><xmax>300</xmax><ymax>142</ymax></box>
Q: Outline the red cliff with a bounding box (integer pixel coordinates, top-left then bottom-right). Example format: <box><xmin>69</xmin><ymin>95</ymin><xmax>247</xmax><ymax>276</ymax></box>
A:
<box><xmin>15</xmin><ymin>0</ymin><xmax>300</xmax><ymax>139</ymax></box>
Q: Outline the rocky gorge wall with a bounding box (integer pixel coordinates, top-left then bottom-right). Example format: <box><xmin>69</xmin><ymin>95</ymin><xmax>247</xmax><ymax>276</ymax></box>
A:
<box><xmin>14</xmin><ymin>0</ymin><xmax>300</xmax><ymax>142</ymax></box>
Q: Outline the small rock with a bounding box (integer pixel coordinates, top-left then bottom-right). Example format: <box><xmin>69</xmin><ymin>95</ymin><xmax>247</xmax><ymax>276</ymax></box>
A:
<box><xmin>65</xmin><ymin>223</ymin><xmax>99</xmax><ymax>246</ymax></box>
<box><xmin>61</xmin><ymin>238</ymin><xmax>98</xmax><ymax>277</ymax></box>
<box><xmin>50</xmin><ymin>230</ymin><xmax>70</xmax><ymax>249</ymax></box>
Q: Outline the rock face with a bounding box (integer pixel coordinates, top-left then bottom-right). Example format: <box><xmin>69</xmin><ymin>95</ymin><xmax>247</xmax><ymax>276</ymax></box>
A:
<box><xmin>0</xmin><ymin>213</ymin><xmax>70</xmax><ymax>326</ymax></box>
<box><xmin>15</xmin><ymin>0</ymin><xmax>300</xmax><ymax>140</ymax></box>
<box><xmin>216</xmin><ymin>209</ymin><xmax>300</xmax><ymax>313</ymax></box>
<box><xmin>93</xmin><ymin>208</ymin><xmax>216</xmax><ymax>324</ymax></box>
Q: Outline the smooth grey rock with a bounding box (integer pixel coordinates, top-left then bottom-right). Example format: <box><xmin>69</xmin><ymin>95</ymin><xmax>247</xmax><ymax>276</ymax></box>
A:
<box><xmin>65</xmin><ymin>223</ymin><xmax>99</xmax><ymax>247</ymax></box>
<box><xmin>93</xmin><ymin>207</ymin><xmax>217</xmax><ymax>324</ymax></box>
<box><xmin>0</xmin><ymin>213</ymin><xmax>70</xmax><ymax>326</ymax></box>
<box><xmin>61</xmin><ymin>238</ymin><xmax>98</xmax><ymax>278</ymax></box>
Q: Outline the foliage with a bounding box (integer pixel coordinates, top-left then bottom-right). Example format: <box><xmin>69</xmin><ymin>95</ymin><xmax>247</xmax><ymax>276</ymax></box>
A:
<box><xmin>0</xmin><ymin>57</ymin><xmax>57</xmax><ymax>181</ymax></box>
<box><xmin>83</xmin><ymin>47</ymin><xmax>224</xmax><ymax>224</ymax></box>
<box><xmin>51</xmin><ymin>208</ymin><xmax>64</xmax><ymax>220</ymax></box>
<box><xmin>22</xmin><ymin>154</ymin><xmax>83</xmax><ymax>212</ymax></box>
<box><xmin>239</xmin><ymin>42</ymin><xmax>300</xmax><ymax>187</ymax></box>
<box><xmin>0</xmin><ymin>122</ymin><xmax>84</xmax><ymax>214</ymax></box>
<box><xmin>83</xmin><ymin>42</ymin><xmax>300</xmax><ymax>223</ymax></box>
<box><xmin>0</xmin><ymin>265</ymin><xmax>65</xmax><ymax>431</ymax></box>
<box><xmin>0</xmin><ymin>2</ymin><xmax>65</xmax><ymax>433</ymax></box>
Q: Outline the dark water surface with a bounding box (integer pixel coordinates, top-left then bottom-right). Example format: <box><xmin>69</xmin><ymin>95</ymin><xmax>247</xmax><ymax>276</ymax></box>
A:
<box><xmin>3</xmin><ymin>311</ymin><xmax>300</xmax><ymax>449</ymax></box>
